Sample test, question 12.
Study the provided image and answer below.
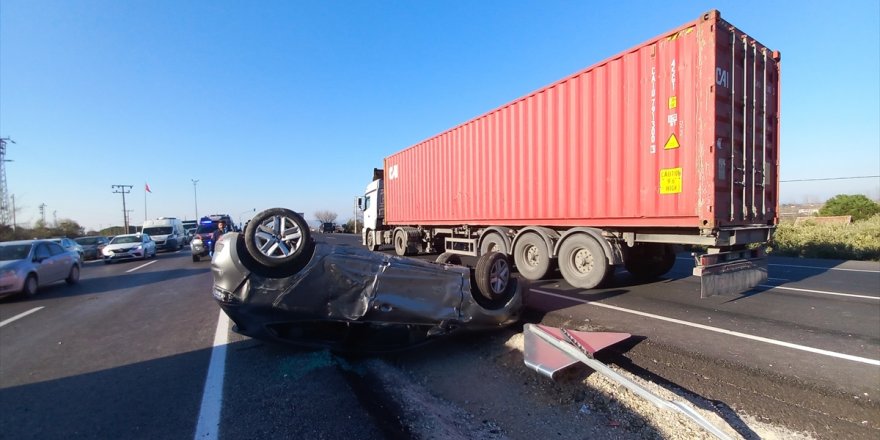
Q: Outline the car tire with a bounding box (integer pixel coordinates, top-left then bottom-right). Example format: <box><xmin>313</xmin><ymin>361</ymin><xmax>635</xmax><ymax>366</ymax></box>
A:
<box><xmin>474</xmin><ymin>252</ymin><xmax>511</xmax><ymax>301</ymax></box>
<box><xmin>244</xmin><ymin>208</ymin><xmax>313</xmax><ymax>270</ymax></box>
<box><xmin>435</xmin><ymin>252</ymin><xmax>462</xmax><ymax>265</ymax></box>
<box><xmin>192</xmin><ymin>255</ymin><xmax>200</xmax><ymax>262</ymax></box>
<box><xmin>66</xmin><ymin>265</ymin><xmax>80</xmax><ymax>285</ymax></box>
<box><xmin>22</xmin><ymin>274</ymin><xmax>38</xmax><ymax>297</ymax></box>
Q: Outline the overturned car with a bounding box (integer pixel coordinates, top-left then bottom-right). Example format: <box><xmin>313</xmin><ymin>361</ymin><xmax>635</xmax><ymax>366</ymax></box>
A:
<box><xmin>211</xmin><ymin>208</ymin><xmax>524</xmax><ymax>352</ymax></box>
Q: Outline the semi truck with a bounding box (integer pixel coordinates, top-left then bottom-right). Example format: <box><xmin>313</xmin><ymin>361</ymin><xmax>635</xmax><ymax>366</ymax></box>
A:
<box><xmin>361</xmin><ymin>10</ymin><xmax>780</xmax><ymax>297</ymax></box>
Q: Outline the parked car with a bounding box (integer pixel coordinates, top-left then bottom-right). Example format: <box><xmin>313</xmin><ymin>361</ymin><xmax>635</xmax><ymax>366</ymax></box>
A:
<box><xmin>0</xmin><ymin>240</ymin><xmax>81</xmax><ymax>298</ymax></box>
<box><xmin>74</xmin><ymin>236</ymin><xmax>110</xmax><ymax>260</ymax></box>
<box><xmin>101</xmin><ymin>234</ymin><xmax>156</xmax><ymax>263</ymax></box>
<box><xmin>49</xmin><ymin>237</ymin><xmax>84</xmax><ymax>262</ymax></box>
<box><xmin>211</xmin><ymin>208</ymin><xmax>523</xmax><ymax>352</ymax></box>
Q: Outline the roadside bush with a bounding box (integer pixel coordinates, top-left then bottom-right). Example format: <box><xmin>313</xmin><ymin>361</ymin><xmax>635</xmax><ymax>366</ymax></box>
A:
<box><xmin>819</xmin><ymin>194</ymin><xmax>880</xmax><ymax>222</ymax></box>
<box><xmin>769</xmin><ymin>214</ymin><xmax>880</xmax><ymax>260</ymax></box>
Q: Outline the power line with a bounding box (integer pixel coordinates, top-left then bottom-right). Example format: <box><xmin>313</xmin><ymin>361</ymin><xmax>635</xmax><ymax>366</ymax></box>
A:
<box><xmin>780</xmin><ymin>175</ymin><xmax>880</xmax><ymax>183</ymax></box>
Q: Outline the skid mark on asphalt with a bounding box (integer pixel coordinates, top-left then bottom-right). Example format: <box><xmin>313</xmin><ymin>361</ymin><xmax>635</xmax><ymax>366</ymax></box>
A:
<box><xmin>195</xmin><ymin>310</ymin><xmax>230</xmax><ymax>440</ymax></box>
<box><xmin>532</xmin><ymin>288</ymin><xmax>880</xmax><ymax>366</ymax></box>
<box><xmin>0</xmin><ymin>306</ymin><xmax>44</xmax><ymax>327</ymax></box>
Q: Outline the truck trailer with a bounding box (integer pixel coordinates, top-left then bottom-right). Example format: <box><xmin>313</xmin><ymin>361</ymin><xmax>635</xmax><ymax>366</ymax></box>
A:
<box><xmin>361</xmin><ymin>10</ymin><xmax>780</xmax><ymax>297</ymax></box>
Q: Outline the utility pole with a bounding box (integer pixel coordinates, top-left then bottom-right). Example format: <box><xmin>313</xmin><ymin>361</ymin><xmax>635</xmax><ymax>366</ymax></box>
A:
<box><xmin>191</xmin><ymin>179</ymin><xmax>199</xmax><ymax>220</ymax></box>
<box><xmin>11</xmin><ymin>194</ymin><xmax>15</xmax><ymax>232</ymax></box>
<box><xmin>38</xmin><ymin>203</ymin><xmax>47</xmax><ymax>225</ymax></box>
<box><xmin>112</xmin><ymin>184</ymin><xmax>133</xmax><ymax>233</ymax></box>
<box><xmin>0</xmin><ymin>137</ymin><xmax>14</xmax><ymax>227</ymax></box>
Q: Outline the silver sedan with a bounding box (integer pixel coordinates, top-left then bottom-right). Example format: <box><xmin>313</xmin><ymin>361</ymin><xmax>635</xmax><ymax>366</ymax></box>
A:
<box><xmin>0</xmin><ymin>240</ymin><xmax>81</xmax><ymax>298</ymax></box>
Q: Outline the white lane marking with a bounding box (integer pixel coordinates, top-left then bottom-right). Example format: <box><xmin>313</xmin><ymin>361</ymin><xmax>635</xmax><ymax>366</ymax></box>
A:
<box><xmin>759</xmin><ymin>285</ymin><xmax>878</xmax><ymax>300</ymax></box>
<box><xmin>0</xmin><ymin>306</ymin><xmax>45</xmax><ymax>328</ymax></box>
<box><xmin>126</xmin><ymin>260</ymin><xmax>157</xmax><ymax>273</ymax></box>
<box><xmin>194</xmin><ymin>310</ymin><xmax>230</xmax><ymax>440</ymax></box>
<box><xmin>767</xmin><ymin>277</ymin><xmax>789</xmax><ymax>282</ymax></box>
<box><xmin>769</xmin><ymin>263</ymin><xmax>879</xmax><ymax>273</ymax></box>
<box><xmin>676</xmin><ymin>257</ymin><xmax>880</xmax><ymax>273</ymax></box>
<box><xmin>532</xmin><ymin>288</ymin><xmax>880</xmax><ymax>366</ymax></box>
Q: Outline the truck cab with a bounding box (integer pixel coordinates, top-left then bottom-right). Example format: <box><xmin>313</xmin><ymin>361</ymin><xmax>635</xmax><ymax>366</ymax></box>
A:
<box><xmin>361</xmin><ymin>178</ymin><xmax>384</xmax><ymax>250</ymax></box>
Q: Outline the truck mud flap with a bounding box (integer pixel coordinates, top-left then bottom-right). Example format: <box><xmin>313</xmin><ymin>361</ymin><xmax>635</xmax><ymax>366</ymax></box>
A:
<box><xmin>693</xmin><ymin>248</ymin><xmax>767</xmax><ymax>298</ymax></box>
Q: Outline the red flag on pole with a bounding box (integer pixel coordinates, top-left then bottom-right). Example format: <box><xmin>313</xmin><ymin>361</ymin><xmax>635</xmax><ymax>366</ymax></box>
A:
<box><xmin>145</xmin><ymin>183</ymin><xmax>152</xmax><ymax>193</ymax></box>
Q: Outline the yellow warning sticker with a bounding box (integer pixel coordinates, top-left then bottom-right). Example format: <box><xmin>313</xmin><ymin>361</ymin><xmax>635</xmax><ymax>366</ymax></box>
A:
<box><xmin>664</xmin><ymin>133</ymin><xmax>680</xmax><ymax>150</ymax></box>
<box><xmin>660</xmin><ymin>168</ymin><xmax>682</xmax><ymax>194</ymax></box>
<box><xmin>668</xmin><ymin>96</ymin><xmax>677</xmax><ymax>109</ymax></box>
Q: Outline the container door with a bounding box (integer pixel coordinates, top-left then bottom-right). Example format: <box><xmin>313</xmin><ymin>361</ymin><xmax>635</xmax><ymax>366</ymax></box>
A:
<box><xmin>713</xmin><ymin>21</ymin><xmax>780</xmax><ymax>226</ymax></box>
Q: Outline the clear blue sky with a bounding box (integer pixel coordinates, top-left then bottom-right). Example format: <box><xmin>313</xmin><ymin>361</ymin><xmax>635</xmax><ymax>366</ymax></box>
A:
<box><xmin>2</xmin><ymin>0</ymin><xmax>878</xmax><ymax>231</ymax></box>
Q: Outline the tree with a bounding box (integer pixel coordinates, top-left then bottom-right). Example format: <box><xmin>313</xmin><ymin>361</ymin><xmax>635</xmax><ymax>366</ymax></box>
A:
<box><xmin>314</xmin><ymin>210</ymin><xmax>338</xmax><ymax>224</ymax></box>
<box><xmin>819</xmin><ymin>194</ymin><xmax>880</xmax><ymax>222</ymax></box>
<box><xmin>344</xmin><ymin>218</ymin><xmax>363</xmax><ymax>233</ymax></box>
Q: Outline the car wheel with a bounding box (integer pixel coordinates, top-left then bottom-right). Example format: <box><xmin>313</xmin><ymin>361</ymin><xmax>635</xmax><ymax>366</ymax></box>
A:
<box><xmin>192</xmin><ymin>255</ymin><xmax>200</xmax><ymax>262</ymax></box>
<box><xmin>22</xmin><ymin>274</ymin><xmax>38</xmax><ymax>297</ymax></box>
<box><xmin>474</xmin><ymin>252</ymin><xmax>510</xmax><ymax>301</ymax></box>
<box><xmin>244</xmin><ymin>208</ymin><xmax>313</xmax><ymax>269</ymax></box>
<box><xmin>435</xmin><ymin>252</ymin><xmax>462</xmax><ymax>265</ymax></box>
<box><xmin>66</xmin><ymin>265</ymin><xmax>80</xmax><ymax>285</ymax></box>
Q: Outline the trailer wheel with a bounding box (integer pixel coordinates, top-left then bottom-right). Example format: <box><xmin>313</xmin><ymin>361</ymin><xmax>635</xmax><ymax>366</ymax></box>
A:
<box><xmin>365</xmin><ymin>230</ymin><xmax>379</xmax><ymax>251</ymax></box>
<box><xmin>513</xmin><ymin>232</ymin><xmax>551</xmax><ymax>280</ymax></box>
<box><xmin>244</xmin><ymin>208</ymin><xmax>313</xmax><ymax>271</ymax></box>
<box><xmin>480</xmin><ymin>232</ymin><xmax>507</xmax><ymax>256</ymax></box>
<box><xmin>393</xmin><ymin>229</ymin><xmax>413</xmax><ymax>256</ymax></box>
<box><xmin>624</xmin><ymin>243</ymin><xmax>676</xmax><ymax>280</ymax></box>
<box><xmin>558</xmin><ymin>234</ymin><xmax>611</xmax><ymax>289</ymax></box>
<box><xmin>474</xmin><ymin>252</ymin><xmax>511</xmax><ymax>301</ymax></box>
<box><xmin>435</xmin><ymin>252</ymin><xmax>462</xmax><ymax>265</ymax></box>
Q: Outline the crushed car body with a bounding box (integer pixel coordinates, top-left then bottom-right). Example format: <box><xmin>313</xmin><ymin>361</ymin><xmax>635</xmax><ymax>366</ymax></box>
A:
<box><xmin>211</xmin><ymin>208</ymin><xmax>523</xmax><ymax>352</ymax></box>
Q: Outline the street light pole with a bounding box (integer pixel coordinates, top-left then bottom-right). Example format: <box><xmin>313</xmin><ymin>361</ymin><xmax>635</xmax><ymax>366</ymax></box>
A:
<box><xmin>191</xmin><ymin>179</ymin><xmax>199</xmax><ymax>220</ymax></box>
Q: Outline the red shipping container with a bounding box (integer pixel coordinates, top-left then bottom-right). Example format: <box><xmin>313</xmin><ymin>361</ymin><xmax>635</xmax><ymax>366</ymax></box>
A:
<box><xmin>383</xmin><ymin>10</ymin><xmax>779</xmax><ymax>231</ymax></box>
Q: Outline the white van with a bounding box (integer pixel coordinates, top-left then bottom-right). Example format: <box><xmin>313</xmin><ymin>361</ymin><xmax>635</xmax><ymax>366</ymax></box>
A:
<box><xmin>141</xmin><ymin>217</ymin><xmax>186</xmax><ymax>251</ymax></box>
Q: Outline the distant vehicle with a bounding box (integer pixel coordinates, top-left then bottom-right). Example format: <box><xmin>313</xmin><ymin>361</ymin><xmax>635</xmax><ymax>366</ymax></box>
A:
<box><xmin>141</xmin><ymin>217</ymin><xmax>185</xmax><ymax>251</ymax></box>
<box><xmin>0</xmin><ymin>240</ymin><xmax>81</xmax><ymax>298</ymax></box>
<box><xmin>191</xmin><ymin>214</ymin><xmax>234</xmax><ymax>262</ymax></box>
<box><xmin>102</xmin><ymin>234</ymin><xmax>156</xmax><ymax>263</ymax></box>
<box><xmin>49</xmin><ymin>237</ymin><xmax>84</xmax><ymax>262</ymax></box>
<box><xmin>182</xmin><ymin>220</ymin><xmax>197</xmax><ymax>244</ymax></box>
<box><xmin>74</xmin><ymin>236</ymin><xmax>110</xmax><ymax>260</ymax></box>
<box><xmin>320</xmin><ymin>222</ymin><xmax>335</xmax><ymax>233</ymax></box>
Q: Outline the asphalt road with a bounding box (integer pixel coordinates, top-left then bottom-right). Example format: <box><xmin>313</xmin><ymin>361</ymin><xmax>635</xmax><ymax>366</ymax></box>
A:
<box><xmin>1</xmin><ymin>234</ymin><xmax>877</xmax><ymax>439</ymax></box>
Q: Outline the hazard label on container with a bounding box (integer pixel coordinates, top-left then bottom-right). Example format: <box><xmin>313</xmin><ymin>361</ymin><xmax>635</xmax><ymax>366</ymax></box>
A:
<box><xmin>668</xmin><ymin>96</ymin><xmax>677</xmax><ymax>109</ymax></box>
<box><xmin>664</xmin><ymin>133</ymin><xmax>680</xmax><ymax>150</ymax></box>
<box><xmin>660</xmin><ymin>167</ymin><xmax>682</xmax><ymax>194</ymax></box>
